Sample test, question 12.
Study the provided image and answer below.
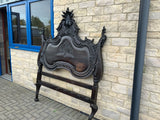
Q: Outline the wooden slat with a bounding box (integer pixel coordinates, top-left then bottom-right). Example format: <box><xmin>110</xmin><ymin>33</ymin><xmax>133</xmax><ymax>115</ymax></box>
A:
<box><xmin>42</xmin><ymin>72</ymin><xmax>93</xmax><ymax>90</ymax></box>
<box><xmin>40</xmin><ymin>81</ymin><xmax>92</xmax><ymax>103</ymax></box>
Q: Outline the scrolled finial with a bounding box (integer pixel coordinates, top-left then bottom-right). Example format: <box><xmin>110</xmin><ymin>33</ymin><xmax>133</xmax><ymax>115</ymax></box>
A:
<box><xmin>102</xmin><ymin>26</ymin><xmax>106</xmax><ymax>36</ymax></box>
<box><xmin>62</xmin><ymin>7</ymin><xmax>74</xmax><ymax>19</ymax></box>
<box><xmin>98</xmin><ymin>26</ymin><xmax>107</xmax><ymax>48</ymax></box>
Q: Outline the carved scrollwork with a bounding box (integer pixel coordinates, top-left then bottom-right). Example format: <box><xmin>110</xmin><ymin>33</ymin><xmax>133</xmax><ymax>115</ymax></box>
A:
<box><xmin>38</xmin><ymin>8</ymin><xmax>107</xmax><ymax>79</ymax></box>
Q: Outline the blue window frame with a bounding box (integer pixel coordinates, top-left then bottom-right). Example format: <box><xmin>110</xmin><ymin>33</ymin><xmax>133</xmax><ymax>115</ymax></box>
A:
<box><xmin>7</xmin><ymin>0</ymin><xmax>54</xmax><ymax>52</ymax></box>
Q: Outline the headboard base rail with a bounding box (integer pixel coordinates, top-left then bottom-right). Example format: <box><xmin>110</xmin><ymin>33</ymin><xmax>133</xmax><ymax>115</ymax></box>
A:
<box><xmin>40</xmin><ymin>80</ymin><xmax>92</xmax><ymax>103</ymax></box>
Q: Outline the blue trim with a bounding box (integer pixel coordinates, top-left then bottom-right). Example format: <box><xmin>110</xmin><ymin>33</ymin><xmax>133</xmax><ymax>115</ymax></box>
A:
<box><xmin>26</xmin><ymin>1</ymin><xmax>30</xmax><ymax>47</ymax></box>
<box><xmin>8</xmin><ymin>5</ymin><xmax>13</xmax><ymax>47</ymax></box>
<box><xmin>10</xmin><ymin>46</ymin><xmax>40</xmax><ymax>52</ymax></box>
<box><xmin>28</xmin><ymin>0</ymin><xmax>41</xmax><ymax>3</ymax></box>
<box><xmin>8</xmin><ymin>4</ymin><xmax>13</xmax><ymax>46</ymax></box>
<box><xmin>8</xmin><ymin>3</ymin><xmax>41</xmax><ymax>51</ymax></box>
<box><xmin>3</xmin><ymin>0</ymin><xmax>53</xmax><ymax>52</ymax></box>
<box><xmin>10</xmin><ymin>43</ymin><xmax>40</xmax><ymax>51</ymax></box>
<box><xmin>51</xmin><ymin>0</ymin><xmax>54</xmax><ymax>38</ymax></box>
<box><xmin>8</xmin><ymin>1</ymin><xmax>40</xmax><ymax>52</ymax></box>
<box><xmin>0</xmin><ymin>4</ymin><xmax>7</xmax><ymax>8</ymax></box>
<box><xmin>7</xmin><ymin>5</ymin><xmax>12</xmax><ymax>47</ymax></box>
<box><xmin>6</xmin><ymin>5</ymin><xmax>13</xmax><ymax>81</ymax></box>
<box><xmin>9</xmin><ymin>2</ymin><xmax>28</xmax><ymax>47</ymax></box>
<box><xmin>9</xmin><ymin>1</ymin><xmax>26</xmax><ymax>7</ymax></box>
<box><xmin>27</xmin><ymin>1</ymin><xmax>32</xmax><ymax>48</ymax></box>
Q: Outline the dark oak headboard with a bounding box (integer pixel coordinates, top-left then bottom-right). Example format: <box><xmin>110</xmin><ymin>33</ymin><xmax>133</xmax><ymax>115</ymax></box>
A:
<box><xmin>35</xmin><ymin>8</ymin><xmax>107</xmax><ymax>120</ymax></box>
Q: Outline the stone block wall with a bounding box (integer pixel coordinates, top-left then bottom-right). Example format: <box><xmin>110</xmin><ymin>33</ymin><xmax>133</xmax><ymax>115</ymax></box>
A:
<box><xmin>53</xmin><ymin>0</ymin><xmax>139</xmax><ymax>119</ymax></box>
<box><xmin>10</xmin><ymin>0</ymin><xmax>160</xmax><ymax>120</ymax></box>
<box><xmin>139</xmin><ymin>1</ymin><xmax>160</xmax><ymax>120</ymax></box>
<box><xmin>11</xmin><ymin>49</ymin><xmax>38</xmax><ymax>90</ymax></box>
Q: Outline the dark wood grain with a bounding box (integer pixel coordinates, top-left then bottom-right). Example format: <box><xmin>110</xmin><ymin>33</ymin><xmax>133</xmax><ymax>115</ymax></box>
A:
<box><xmin>35</xmin><ymin>8</ymin><xmax>107</xmax><ymax>120</ymax></box>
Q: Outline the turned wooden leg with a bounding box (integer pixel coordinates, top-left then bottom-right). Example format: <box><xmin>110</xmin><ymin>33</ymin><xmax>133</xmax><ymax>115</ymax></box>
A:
<box><xmin>34</xmin><ymin>83</ymin><xmax>41</xmax><ymax>102</ymax></box>
<box><xmin>88</xmin><ymin>81</ymin><xmax>99</xmax><ymax>120</ymax></box>
<box><xmin>34</xmin><ymin>64</ymin><xmax>42</xmax><ymax>102</ymax></box>
<box><xmin>88</xmin><ymin>104</ymin><xmax>98</xmax><ymax>120</ymax></box>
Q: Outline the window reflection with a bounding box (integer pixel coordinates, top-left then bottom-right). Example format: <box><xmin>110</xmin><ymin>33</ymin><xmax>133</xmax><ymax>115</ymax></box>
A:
<box><xmin>31</xmin><ymin>0</ymin><xmax>50</xmax><ymax>46</ymax></box>
<box><xmin>11</xmin><ymin>4</ymin><xmax>27</xmax><ymax>44</ymax></box>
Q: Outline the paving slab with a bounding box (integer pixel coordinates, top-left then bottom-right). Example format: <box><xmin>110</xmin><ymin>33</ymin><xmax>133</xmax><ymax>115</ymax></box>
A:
<box><xmin>0</xmin><ymin>78</ymin><xmax>99</xmax><ymax>120</ymax></box>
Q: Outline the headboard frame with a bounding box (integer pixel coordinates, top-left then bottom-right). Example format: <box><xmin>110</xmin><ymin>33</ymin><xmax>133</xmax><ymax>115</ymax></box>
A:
<box><xmin>38</xmin><ymin>8</ymin><xmax>106</xmax><ymax>79</ymax></box>
<box><xmin>35</xmin><ymin>8</ymin><xmax>107</xmax><ymax>120</ymax></box>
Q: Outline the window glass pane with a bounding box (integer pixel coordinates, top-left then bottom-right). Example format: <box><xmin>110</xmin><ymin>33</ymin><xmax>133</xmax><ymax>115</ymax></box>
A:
<box><xmin>11</xmin><ymin>4</ymin><xmax>27</xmax><ymax>44</ymax></box>
<box><xmin>31</xmin><ymin>0</ymin><xmax>50</xmax><ymax>46</ymax></box>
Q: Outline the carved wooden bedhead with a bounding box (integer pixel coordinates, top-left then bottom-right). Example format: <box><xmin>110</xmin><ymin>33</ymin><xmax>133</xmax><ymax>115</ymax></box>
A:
<box><xmin>35</xmin><ymin>8</ymin><xmax>107</xmax><ymax>120</ymax></box>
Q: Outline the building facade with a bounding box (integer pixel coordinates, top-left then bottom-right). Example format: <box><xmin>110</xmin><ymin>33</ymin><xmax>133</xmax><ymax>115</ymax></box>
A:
<box><xmin>0</xmin><ymin>0</ymin><xmax>160</xmax><ymax>120</ymax></box>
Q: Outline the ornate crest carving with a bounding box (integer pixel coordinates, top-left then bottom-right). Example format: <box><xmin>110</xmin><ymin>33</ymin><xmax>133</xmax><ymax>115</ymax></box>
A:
<box><xmin>38</xmin><ymin>8</ymin><xmax>107</xmax><ymax>79</ymax></box>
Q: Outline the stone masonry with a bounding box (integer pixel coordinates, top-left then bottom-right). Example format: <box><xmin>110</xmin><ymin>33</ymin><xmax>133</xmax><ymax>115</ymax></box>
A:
<box><xmin>11</xmin><ymin>0</ymin><xmax>160</xmax><ymax>120</ymax></box>
<box><xmin>140</xmin><ymin>0</ymin><xmax>160</xmax><ymax>120</ymax></box>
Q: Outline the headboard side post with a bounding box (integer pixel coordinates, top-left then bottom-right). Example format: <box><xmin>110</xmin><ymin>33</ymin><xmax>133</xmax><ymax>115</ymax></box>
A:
<box><xmin>89</xmin><ymin>80</ymin><xmax>99</xmax><ymax>120</ymax></box>
<box><xmin>88</xmin><ymin>27</ymin><xmax>107</xmax><ymax>120</ymax></box>
<box><xmin>34</xmin><ymin>63</ymin><xmax>43</xmax><ymax>102</ymax></box>
<box><xmin>93</xmin><ymin>26</ymin><xmax>107</xmax><ymax>82</ymax></box>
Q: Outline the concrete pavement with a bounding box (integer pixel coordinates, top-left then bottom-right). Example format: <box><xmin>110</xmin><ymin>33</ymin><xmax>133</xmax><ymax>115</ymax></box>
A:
<box><xmin>0</xmin><ymin>78</ymin><xmax>97</xmax><ymax>120</ymax></box>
